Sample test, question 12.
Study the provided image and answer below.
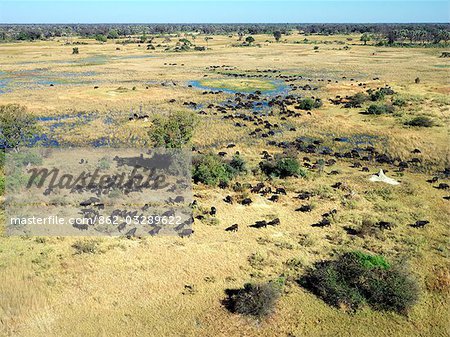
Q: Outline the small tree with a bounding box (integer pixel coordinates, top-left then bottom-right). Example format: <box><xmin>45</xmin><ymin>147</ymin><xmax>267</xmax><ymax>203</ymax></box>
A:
<box><xmin>179</xmin><ymin>38</ymin><xmax>192</xmax><ymax>45</ymax></box>
<box><xmin>107</xmin><ymin>29</ymin><xmax>119</xmax><ymax>39</ymax></box>
<box><xmin>0</xmin><ymin>104</ymin><xmax>38</xmax><ymax>149</ymax></box>
<box><xmin>95</xmin><ymin>34</ymin><xmax>107</xmax><ymax>43</ymax></box>
<box><xmin>260</xmin><ymin>154</ymin><xmax>306</xmax><ymax>178</ymax></box>
<box><xmin>150</xmin><ymin>111</ymin><xmax>196</xmax><ymax>148</ymax></box>
<box><xmin>204</xmin><ymin>36</ymin><xmax>212</xmax><ymax>48</ymax></box>
<box><xmin>245</xmin><ymin>36</ymin><xmax>255</xmax><ymax>45</ymax></box>
<box><xmin>273</xmin><ymin>31</ymin><xmax>282</xmax><ymax>42</ymax></box>
<box><xmin>298</xmin><ymin>97</ymin><xmax>322</xmax><ymax>110</ymax></box>
<box><xmin>360</xmin><ymin>33</ymin><xmax>371</xmax><ymax>45</ymax></box>
<box><xmin>386</xmin><ymin>30</ymin><xmax>400</xmax><ymax>45</ymax></box>
<box><xmin>72</xmin><ymin>47</ymin><xmax>79</xmax><ymax>54</ymax></box>
<box><xmin>192</xmin><ymin>154</ymin><xmax>234</xmax><ymax>186</ymax></box>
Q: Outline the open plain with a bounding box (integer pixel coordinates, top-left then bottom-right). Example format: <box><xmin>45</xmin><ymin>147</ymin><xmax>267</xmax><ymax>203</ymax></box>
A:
<box><xmin>0</xmin><ymin>30</ymin><xmax>449</xmax><ymax>337</ymax></box>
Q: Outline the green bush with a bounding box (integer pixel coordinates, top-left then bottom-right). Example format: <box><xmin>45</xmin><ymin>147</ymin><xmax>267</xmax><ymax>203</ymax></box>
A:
<box><xmin>229</xmin><ymin>154</ymin><xmax>246</xmax><ymax>174</ymax></box>
<box><xmin>0</xmin><ymin>104</ymin><xmax>39</xmax><ymax>149</ymax></box>
<box><xmin>11</xmin><ymin>150</ymin><xmax>43</xmax><ymax>167</ymax></box>
<box><xmin>192</xmin><ymin>153</ymin><xmax>246</xmax><ymax>186</ymax></box>
<box><xmin>368</xmin><ymin>87</ymin><xmax>395</xmax><ymax>101</ymax></box>
<box><xmin>365</xmin><ymin>266</ymin><xmax>420</xmax><ymax>313</ymax></box>
<box><xmin>392</xmin><ymin>98</ymin><xmax>407</xmax><ymax>107</ymax></box>
<box><xmin>276</xmin><ymin>157</ymin><xmax>301</xmax><ymax>177</ymax></box>
<box><xmin>370</xmin><ymin>90</ymin><xmax>385</xmax><ymax>101</ymax></box>
<box><xmin>107</xmin><ymin>29</ymin><xmax>119</xmax><ymax>39</ymax></box>
<box><xmin>192</xmin><ymin>154</ymin><xmax>234</xmax><ymax>186</ymax></box>
<box><xmin>150</xmin><ymin>111</ymin><xmax>197</xmax><ymax>148</ymax></box>
<box><xmin>306</xmin><ymin>261</ymin><xmax>366</xmax><ymax>310</ymax></box>
<box><xmin>95</xmin><ymin>34</ymin><xmax>107</xmax><ymax>42</ymax></box>
<box><xmin>227</xmin><ymin>282</ymin><xmax>280</xmax><ymax>318</ymax></box>
<box><xmin>405</xmin><ymin>116</ymin><xmax>434</xmax><ymax>127</ymax></box>
<box><xmin>245</xmin><ymin>36</ymin><xmax>255</xmax><ymax>44</ymax></box>
<box><xmin>298</xmin><ymin>98</ymin><xmax>314</xmax><ymax>110</ymax></box>
<box><xmin>347</xmin><ymin>92</ymin><xmax>369</xmax><ymax>107</ymax></box>
<box><xmin>297</xmin><ymin>98</ymin><xmax>322</xmax><ymax>110</ymax></box>
<box><xmin>301</xmin><ymin>251</ymin><xmax>419</xmax><ymax>313</ymax></box>
<box><xmin>260</xmin><ymin>155</ymin><xmax>306</xmax><ymax>178</ymax></box>
<box><xmin>350</xmin><ymin>92</ymin><xmax>369</xmax><ymax>106</ymax></box>
<box><xmin>5</xmin><ymin>170</ymin><xmax>27</xmax><ymax>192</ymax></box>
<box><xmin>365</xmin><ymin>104</ymin><xmax>395</xmax><ymax>115</ymax></box>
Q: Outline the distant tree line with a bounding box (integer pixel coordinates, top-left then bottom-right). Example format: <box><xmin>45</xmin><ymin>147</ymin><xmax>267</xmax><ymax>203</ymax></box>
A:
<box><xmin>0</xmin><ymin>23</ymin><xmax>448</xmax><ymax>45</ymax></box>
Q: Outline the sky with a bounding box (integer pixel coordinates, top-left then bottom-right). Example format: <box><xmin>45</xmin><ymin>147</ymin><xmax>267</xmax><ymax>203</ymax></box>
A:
<box><xmin>0</xmin><ymin>1</ymin><xmax>448</xmax><ymax>24</ymax></box>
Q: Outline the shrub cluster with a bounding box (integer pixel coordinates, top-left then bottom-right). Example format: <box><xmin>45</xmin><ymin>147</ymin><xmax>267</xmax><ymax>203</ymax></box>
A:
<box><xmin>174</xmin><ymin>39</ymin><xmax>192</xmax><ymax>51</ymax></box>
<box><xmin>229</xmin><ymin>154</ymin><xmax>246</xmax><ymax>174</ymax></box>
<box><xmin>345</xmin><ymin>88</ymin><xmax>395</xmax><ymax>108</ymax></box>
<box><xmin>364</xmin><ymin>104</ymin><xmax>395</xmax><ymax>115</ymax></box>
<box><xmin>12</xmin><ymin>150</ymin><xmax>43</xmax><ymax>167</ymax></box>
<box><xmin>150</xmin><ymin>111</ymin><xmax>196</xmax><ymax>148</ymax></box>
<box><xmin>392</xmin><ymin>97</ymin><xmax>407</xmax><ymax>107</ymax></box>
<box><xmin>259</xmin><ymin>157</ymin><xmax>306</xmax><ymax>178</ymax></box>
<box><xmin>260</xmin><ymin>155</ymin><xmax>306</xmax><ymax>178</ymax></box>
<box><xmin>345</xmin><ymin>92</ymin><xmax>369</xmax><ymax>108</ymax></box>
<box><xmin>192</xmin><ymin>153</ymin><xmax>245</xmax><ymax>186</ymax></box>
<box><xmin>301</xmin><ymin>251</ymin><xmax>419</xmax><ymax>313</ymax></box>
<box><xmin>95</xmin><ymin>34</ymin><xmax>107</xmax><ymax>42</ymax></box>
<box><xmin>297</xmin><ymin>98</ymin><xmax>323</xmax><ymax>110</ymax></box>
<box><xmin>225</xmin><ymin>282</ymin><xmax>281</xmax><ymax>318</ymax></box>
<box><xmin>0</xmin><ymin>104</ymin><xmax>39</xmax><ymax>149</ymax></box>
<box><xmin>368</xmin><ymin>87</ymin><xmax>395</xmax><ymax>101</ymax></box>
<box><xmin>405</xmin><ymin>116</ymin><xmax>434</xmax><ymax>127</ymax></box>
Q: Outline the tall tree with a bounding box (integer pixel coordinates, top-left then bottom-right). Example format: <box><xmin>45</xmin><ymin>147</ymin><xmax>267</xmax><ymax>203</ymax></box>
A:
<box><xmin>245</xmin><ymin>36</ymin><xmax>255</xmax><ymax>44</ymax></box>
<box><xmin>273</xmin><ymin>31</ymin><xmax>282</xmax><ymax>42</ymax></box>
<box><xmin>360</xmin><ymin>33</ymin><xmax>371</xmax><ymax>45</ymax></box>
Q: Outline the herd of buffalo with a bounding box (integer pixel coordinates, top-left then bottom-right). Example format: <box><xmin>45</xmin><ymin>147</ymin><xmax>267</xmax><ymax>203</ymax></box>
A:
<box><xmin>184</xmin><ymin>67</ymin><xmax>449</xmax><ymax>235</ymax></box>
<box><xmin>62</xmin><ymin>65</ymin><xmax>449</xmax><ymax>236</ymax></box>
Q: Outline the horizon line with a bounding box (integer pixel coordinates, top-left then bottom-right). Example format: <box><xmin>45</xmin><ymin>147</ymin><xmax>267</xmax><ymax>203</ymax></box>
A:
<box><xmin>1</xmin><ymin>22</ymin><xmax>449</xmax><ymax>25</ymax></box>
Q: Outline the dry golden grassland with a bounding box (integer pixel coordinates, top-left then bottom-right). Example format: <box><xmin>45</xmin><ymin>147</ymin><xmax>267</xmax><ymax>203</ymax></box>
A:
<box><xmin>0</xmin><ymin>32</ymin><xmax>449</xmax><ymax>337</ymax></box>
